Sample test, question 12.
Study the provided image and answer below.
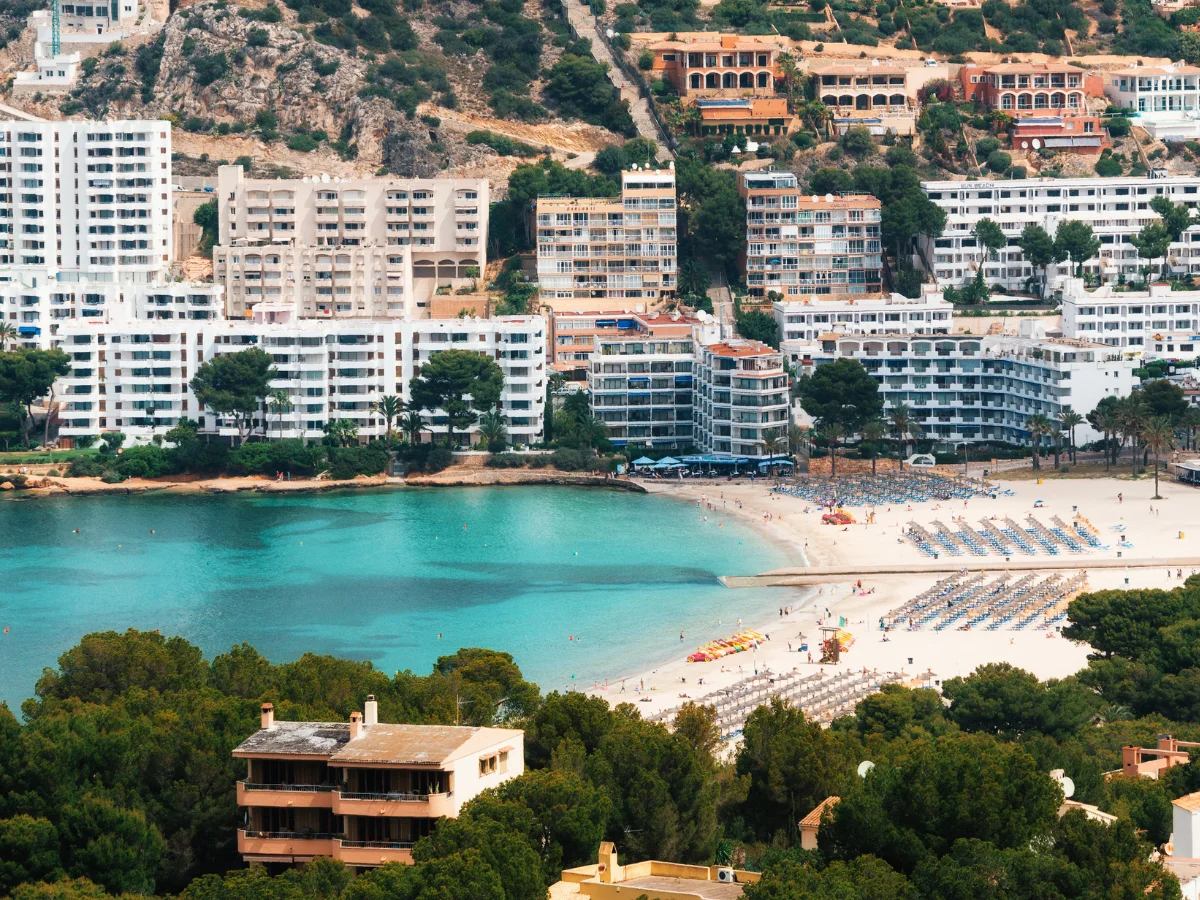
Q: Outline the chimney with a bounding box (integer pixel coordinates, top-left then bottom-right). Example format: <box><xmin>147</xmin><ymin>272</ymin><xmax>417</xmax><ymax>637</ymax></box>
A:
<box><xmin>261</xmin><ymin>702</ymin><xmax>275</xmax><ymax>730</ymax></box>
<box><xmin>364</xmin><ymin>695</ymin><xmax>379</xmax><ymax>728</ymax></box>
<box><xmin>350</xmin><ymin>711</ymin><xmax>362</xmax><ymax>741</ymax></box>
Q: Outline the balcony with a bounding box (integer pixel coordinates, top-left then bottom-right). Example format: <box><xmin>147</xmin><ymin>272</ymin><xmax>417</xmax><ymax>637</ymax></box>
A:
<box><xmin>238</xmin><ymin>829</ymin><xmax>338</xmax><ymax>860</ymax></box>
<box><xmin>333</xmin><ymin>790</ymin><xmax>456</xmax><ymax>819</ymax></box>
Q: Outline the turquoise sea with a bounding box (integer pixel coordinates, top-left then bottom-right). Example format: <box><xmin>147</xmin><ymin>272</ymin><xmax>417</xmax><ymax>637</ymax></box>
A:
<box><xmin>0</xmin><ymin>487</ymin><xmax>797</xmax><ymax>709</ymax></box>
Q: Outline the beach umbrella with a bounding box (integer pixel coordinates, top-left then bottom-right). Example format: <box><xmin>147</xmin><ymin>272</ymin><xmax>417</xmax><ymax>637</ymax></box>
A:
<box><xmin>655</xmin><ymin>456</ymin><xmax>681</xmax><ymax>467</ymax></box>
<box><xmin>632</xmin><ymin>456</ymin><xmax>655</xmax><ymax>466</ymax></box>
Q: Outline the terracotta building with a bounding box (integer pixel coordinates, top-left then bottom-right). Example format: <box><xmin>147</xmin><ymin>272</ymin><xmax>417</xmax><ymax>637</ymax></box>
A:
<box><xmin>646</xmin><ymin>35</ymin><xmax>786</xmax><ymax>100</ymax></box>
<box><xmin>233</xmin><ymin>699</ymin><xmax>524</xmax><ymax>870</ymax></box>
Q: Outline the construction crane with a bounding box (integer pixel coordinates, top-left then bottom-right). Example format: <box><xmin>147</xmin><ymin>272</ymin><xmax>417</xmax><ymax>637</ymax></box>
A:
<box><xmin>50</xmin><ymin>0</ymin><xmax>61</xmax><ymax>57</ymax></box>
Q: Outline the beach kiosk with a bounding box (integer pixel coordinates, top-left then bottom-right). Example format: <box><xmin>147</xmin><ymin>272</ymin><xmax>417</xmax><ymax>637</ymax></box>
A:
<box><xmin>820</xmin><ymin>625</ymin><xmax>841</xmax><ymax>664</ymax></box>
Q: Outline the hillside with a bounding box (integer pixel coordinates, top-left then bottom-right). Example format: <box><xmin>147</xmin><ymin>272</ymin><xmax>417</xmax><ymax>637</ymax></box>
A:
<box><xmin>0</xmin><ymin>0</ymin><xmax>631</xmax><ymax>188</ymax></box>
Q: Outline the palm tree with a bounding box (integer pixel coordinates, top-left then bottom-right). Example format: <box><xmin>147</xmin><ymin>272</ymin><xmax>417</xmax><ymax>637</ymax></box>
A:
<box><xmin>402</xmin><ymin>409</ymin><xmax>425</xmax><ymax>446</ymax></box>
<box><xmin>323</xmin><ymin>418</ymin><xmax>359</xmax><ymax>447</ymax></box>
<box><xmin>888</xmin><ymin>402</ymin><xmax>921</xmax><ymax>471</ymax></box>
<box><xmin>1059</xmin><ymin>408</ymin><xmax>1084</xmax><ymax>465</ymax></box>
<box><xmin>477</xmin><ymin>409</ymin><xmax>508</xmax><ymax>452</ymax></box>
<box><xmin>1092</xmin><ymin>704</ymin><xmax>1133</xmax><ymax>726</ymax></box>
<box><xmin>819</xmin><ymin>422</ymin><xmax>846</xmax><ymax>477</ymax></box>
<box><xmin>861</xmin><ymin>417</ymin><xmax>887</xmax><ymax>476</ymax></box>
<box><xmin>1088</xmin><ymin>404</ymin><xmax>1121</xmax><ymax>471</ymax></box>
<box><xmin>1119</xmin><ymin>395</ymin><xmax>1149</xmax><ymax>477</ymax></box>
<box><xmin>268</xmin><ymin>389</ymin><xmax>291</xmax><ymax>440</ymax></box>
<box><xmin>802</xmin><ymin>99</ymin><xmax>832</xmax><ymax>140</ymax></box>
<box><xmin>1142</xmin><ymin>415</ymin><xmax>1175</xmax><ymax>499</ymax></box>
<box><xmin>1027</xmin><ymin>414</ymin><xmax>1053</xmax><ymax>470</ymax></box>
<box><xmin>761</xmin><ymin>428</ymin><xmax>783</xmax><ymax>475</ymax></box>
<box><xmin>372</xmin><ymin>394</ymin><xmax>403</xmax><ymax>444</ymax></box>
<box><xmin>572</xmin><ymin>410</ymin><xmax>609</xmax><ymax>450</ymax></box>
<box><xmin>1183</xmin><ymin>407</ymin><xmax>1200</xmax><ymax>452</ymax></box>
<box><xmin>0</xmin><ymin>322</ymin><xmax>16</xmax><ymax>350</ymax></box>
<box><xmin>777</xmin><ymin>53</ymin><xmax>803</xmax><ymax>113</ymax></box>
<box><xmin>788</xmin><ymin>425</ymin><xmax>809</xmax><ymax>462</ymax></box>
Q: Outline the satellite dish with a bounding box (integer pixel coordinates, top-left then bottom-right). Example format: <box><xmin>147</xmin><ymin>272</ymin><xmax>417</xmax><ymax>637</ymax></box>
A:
<box><xmin>1060</xmin><ymin>776</ymin><xmax>1075</xmax><ymax>798</ymax></box>
<box><xmin>605</xmin><ymin>27</ymin><xmax>615</xmax><ymax>38</ymax></box>
<box><xmin>825</xmin><ymin>193</ymin><xmax>834</xmax><ymax>202</ymax></box>
<box><xmin>857</xmin><ymin>760</ymin><xmax>876</xmax><ymax>778</ymax></box>
<box><xmin>811</xmin><ymin>195</ymin><xmax>819</xmax><ymax>202</ymax></box>
<box><xmin>1021</xmin><ymin>141</ymin><xmax>1029</xmax><ymax>149</ymax></box>
<box><xmin>1032</xmin><ymin>139</ymin><xmax>1042</xmax><ymax>150</ymax></box>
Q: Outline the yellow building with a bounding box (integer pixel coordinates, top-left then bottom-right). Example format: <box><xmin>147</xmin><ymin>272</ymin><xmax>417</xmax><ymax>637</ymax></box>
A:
<box><xmin>556</xmin><ymin>843</ymin><xmax>761</xmax><ymax>900</ymax></box>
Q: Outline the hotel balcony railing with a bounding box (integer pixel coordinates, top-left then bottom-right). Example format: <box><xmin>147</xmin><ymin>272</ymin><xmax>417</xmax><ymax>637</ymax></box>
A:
<box><xmin>244</xmin><ymin>830</ymin><xmax>343</xmax><ymax>841</ymax></box>
<box><xmin>240</xmin><ymin>782</ymin><xmax>335</xmax><ymax>793</ymax></box>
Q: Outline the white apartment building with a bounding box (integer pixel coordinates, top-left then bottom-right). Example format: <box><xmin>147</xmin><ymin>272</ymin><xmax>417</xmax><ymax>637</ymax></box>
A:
<box><xmin>586</xmin><ymin>312</ymin><xmax>720</xmax><ymax>448</ymax></box>
<box><xmin>0</xmin><ymin>119</ymin><xmax>173</xmax><ymax>345</ymax></box>
<box><xmin>53</xmin><ymin>305</ymin><xmax>546</xmax><ymax>446</ymax></box>
<box><xmin>694</xmin><ymin>340</ymin><xmax>790</xmax><ymax>459</ymax></box>
<box><xmin>811</xmin><ymin>322</ymin><xmax>1137</xmax><ymax>444</ymax></box>
<box><xmin>0</xmin><ymin>277</ymin><xmax>222</xmax><ymax>349</ymax></box>
<box><xmin>213</xmin><ymin>166</ymin><xmax>487</xmax><ymax>318</ymax></box>
<box><xmin>773</xmin><ymin>289</ymin><xmax>954</xmax><ymax>367</ymax></box>
<box><xmin>1061</xmin><ymin>277</ymin><xmax>1200</xmax><ymax>358</ymax></box>
<box><xmin>1104</xmin><ymin>63</ymin><xmax>1200</xmax><ymax>142</ymax></box>
<box><xmin>0</xmin><ymin>120</ymin><xmax>172</xmax><ymax>277</ymax></box>
<box><xmin>919</xmin><ymin>173</ymin><xmax>1200</xmax><ymax>293</ymax></box>
<box><xmin>535</xmin><ymin>168</ymin><xmax>678</xmax><ymax>304</ymax></box>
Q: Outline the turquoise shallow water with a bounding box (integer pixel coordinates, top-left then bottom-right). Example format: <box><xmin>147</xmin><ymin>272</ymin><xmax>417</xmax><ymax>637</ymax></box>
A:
<box><xmin>0</xmin><ymin>487</ymin><xmax>797</xmax><ymax>709</ymax></box>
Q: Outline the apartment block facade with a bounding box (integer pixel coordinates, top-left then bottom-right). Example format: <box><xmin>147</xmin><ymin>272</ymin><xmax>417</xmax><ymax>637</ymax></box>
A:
<box><xmin>1104</xmin><ymin>64</ymin><xmax>1200</xmax><ymax>141</ymax></box>
<box><xmin>234</xmin><ymin>699</ymin><xmax>523</xmax><ymax>870</ymax></box>
<box><xmin>53</xmin><ymin>305</ymin><xmax>546</xmax><ymax>446</ymax></box>
<box><xmin>0</xmin><ymin>120</ymin><xmax>172</xmax><ymax>277</ymax></box>
<box><xmin>586</xmin><ymin>311</ymin><xmax>720</xmax><ymax>448</ymax></box>
<box><xmin>213</xmin><ymin>166</ymin><xmax>487</xmax><ymax>318</ymax></box>
<box><xmin>811</xmin><ymin>61</ymin><xmax>942</xmax><ymax>136</ymax></box>
<box><xmin>694</xmin><ymin>340</ymin><xmax>789</xmax><ymax>459</ymax></box>
<box><xmin>773</xmin><ymin>289</ymin><xmax>954</xmax><ymax>368</ymax></box>
<box><xmin>811</xmin><ymin>327</ymin><xmax>1136</xmax><ymax>444</ymax></box>
<box><xmin>918</xmin><ymin>173</ymin><xmax>1200</xmax><ymax>292</ymax></box>
<box><xmin>0</xmin><ymin>119</ymin><xmax>173</xmax><ymax>346</ymax></box>
<box><xmin>1060</xmin><ymin>277</ymin><xmax>1200</xmax><ymax>358</ymax></box>
<box><xmin>740</xmin><ymin>172</ymin><xmax>883</xmax><ymax>300</ymax></box>
<box><xmin>535</xmin><ymin>169</ymin><xmax>677</xmax><ymax>304</ymax></box>
<box><xmin>960</xmin><ymin>62</ymin><xmax>1099</xmax><ymax>113</ymax></box>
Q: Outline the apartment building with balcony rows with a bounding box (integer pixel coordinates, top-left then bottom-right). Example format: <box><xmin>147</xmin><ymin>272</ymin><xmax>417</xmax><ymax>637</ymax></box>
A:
<box><xmin>0</xmin><ymin>120</ymin><xmax>173</xmax><ymax>344</ymax></box>
<box><xmin>773</xmin><ymin>289</ymin><xmax>954</xmax><ymax>370</ymax></box>
<box><xmin>918</xmin><ymin>173</ymin><xmax>1200</xmax><ymax>293</ymax></box>
<box><xmin>535</xmin><ymin>169</ymin><xmax>677</xmax><ymax>304</ymax></box>
<box><xmin>234</xmin><ymin>699</ymin><xmax>523</xmax><ymax>871</ymax></box>
<box><xmin>213</xmin><ymin>166</ymin><xmax>487</xmax><ymax>318</ymax></box>
<box><xmin>694</xmin><ymin>340</ymin><xmax>790</xmax><ymax>460</ymax></box>
<box><xmin>810</xmin><ymin>325</ymin><xmax>1136</xmax><ymax>444</ymax></box>
<box><xmin>1060</xmin><ymin>277</ymin><xmax>1200</xmax><ymax>358</ymax></box>
<box><xmin>740</xmin><ymin>172</ymin><xmax>883</xmax><ymax>300</ymax></box>
<box><xmin>586</xmin><ymin>311</ymin><xmax>720</xmax><ymax>448</ymax></box>
<box><xmin>52</xmin><ymin>303</ymin><xmax>546</xmax><ymax>446</ymax></box>
<box><xmin>1104</xmin><ymin>63</ymin><xmax>1200</xmax><ymax>142</ymax></box>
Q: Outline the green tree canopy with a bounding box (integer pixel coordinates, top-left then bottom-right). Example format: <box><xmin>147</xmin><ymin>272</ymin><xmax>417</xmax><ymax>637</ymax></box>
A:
<box><xmin>795</xmin><ymin>358</ymin><xmax>883</xmax><ymax>431</ymax></box>
<box><xmin>409</xmin><ymin>349</ymin><xmax>505</xmax><ymax>446</ymax></box>
<box><xmin>189</xmin><ymin>347</ymin><xmax>278</xmax><ymax>443</ymax></box>
<box><xmin>0</xmin><ymin>348</ymin><xmax>71</xmax><ymax>443</ymax></box>
<box><xmin>1054</xmin><ymin>220</ymin><xmax>1101</xmax><ymax>277</ymax></box>
<box><xmin>1017</xmin><ymin>224</ymin><xmax>1067</xmax><ymax>297</ymax></box>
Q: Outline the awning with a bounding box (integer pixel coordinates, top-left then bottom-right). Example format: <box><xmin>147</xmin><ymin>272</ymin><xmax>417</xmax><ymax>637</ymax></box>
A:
<box><xmin>18</xmin><ymin>326</ymin><xmax>40</xmax><ymax>335</ymax></box>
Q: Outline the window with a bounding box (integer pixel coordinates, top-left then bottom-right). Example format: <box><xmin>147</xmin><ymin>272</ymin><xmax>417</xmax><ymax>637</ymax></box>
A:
<box><xmin>479</xmin><ymin>754</ymin><xmax>498</xmax><ymax>776</ymax></box>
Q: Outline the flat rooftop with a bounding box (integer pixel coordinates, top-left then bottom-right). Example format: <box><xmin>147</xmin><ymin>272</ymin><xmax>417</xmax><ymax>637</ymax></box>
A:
<box><xmin>233</xmin><ymin>722</ymin><xmax>521</xmax><ymax>765</ymax></box>
<box><xmin>621</xmin><ymin>876</ymin><xmax>744</xmax><ymax>899</ymax></box>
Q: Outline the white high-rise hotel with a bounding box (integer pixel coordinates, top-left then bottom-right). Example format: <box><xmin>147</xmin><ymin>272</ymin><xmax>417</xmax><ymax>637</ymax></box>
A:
<box><xmin>1</xmin><ymin>120</ymin><xmax>175</xmax><ymax>347</ymax></box>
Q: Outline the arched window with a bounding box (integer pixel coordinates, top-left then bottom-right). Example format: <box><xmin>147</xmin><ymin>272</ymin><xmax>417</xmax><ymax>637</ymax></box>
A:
<box><xmin>723</xmin><ymin>73</ymin><xmax>736</xmax><ymax>88</ymax></box>
<box><xmin>839</xmin><ymin>94</ymin><xmax>854</xmax><ymax>107</ymax></box>
<box><xmin>1034</xmin><ymin>93</ymin><xmax>1049</xmax><ymax>109</ymax></box>
<box><xmin>1001</xmin><ymin>93</ymin><xmax>1014</xmax><ymax>110</ymax></box>
<box><xmin>873</xmin><ymin>93</ymin><xmax>888</xmax><ymax>107</ymax></box>
<box><xmin>739</xmin><ymin>72</ymin><xmax>753</xmax><ymax>88</ymax></box>
<box><xmin>706</xmin><ymin>73</ymin><xmax>718</xmax><ymax>89</ymax></box>
<box><xmin>856</xmin><ymin>95</ymin><xmax>870</xmax><ymax>110</ymax></box>
<box><xmin>823</xmin><ymin>94</ymin><xmax>837</xmax><ymax>106</ymax></box>
<box><xmin>1017</xmin><ymin>94</ymin><xmax>1032</xmax><ymax>109</ymax></box>
<box><xmin>757</xmin><ymin>72</ymin><xmax>769</xmax><ymax>88</ymax></box>
<box><xmin>889</xmin><ymin>93</ymin><xmax>905</xmax><ymax>106</ymax></box>
<box><xmin>690</xmin><ymin>73</ymin><xmax>701</xmax><ymax>89</ymax></box>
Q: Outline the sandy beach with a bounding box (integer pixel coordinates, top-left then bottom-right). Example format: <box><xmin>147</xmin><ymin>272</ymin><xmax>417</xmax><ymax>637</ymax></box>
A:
<box><xmin>589</xmin><ymin>470</ymin><xmax>1200</xmax><ymax>723</ymax></box>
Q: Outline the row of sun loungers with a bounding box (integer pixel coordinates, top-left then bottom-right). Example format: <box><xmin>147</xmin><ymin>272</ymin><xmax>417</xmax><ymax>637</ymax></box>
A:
<box><xmin>907</xmin><ymin>515</ymin><xmax>1098</xmax><ymax>558</ymax></box>
<box><xmin>774</xmin><ymin>473</ymin><xmax>993</xmax><ymax>508</ymax></box>
<box><xmin>648</xmin><ymin>668</ymin><xmax>905</xmax><ymax>738</ymax></box>
<box><xmin>885</xmin><ymin>572</ymin><xmax>1088</xmax><ymax>632</ymax></box>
